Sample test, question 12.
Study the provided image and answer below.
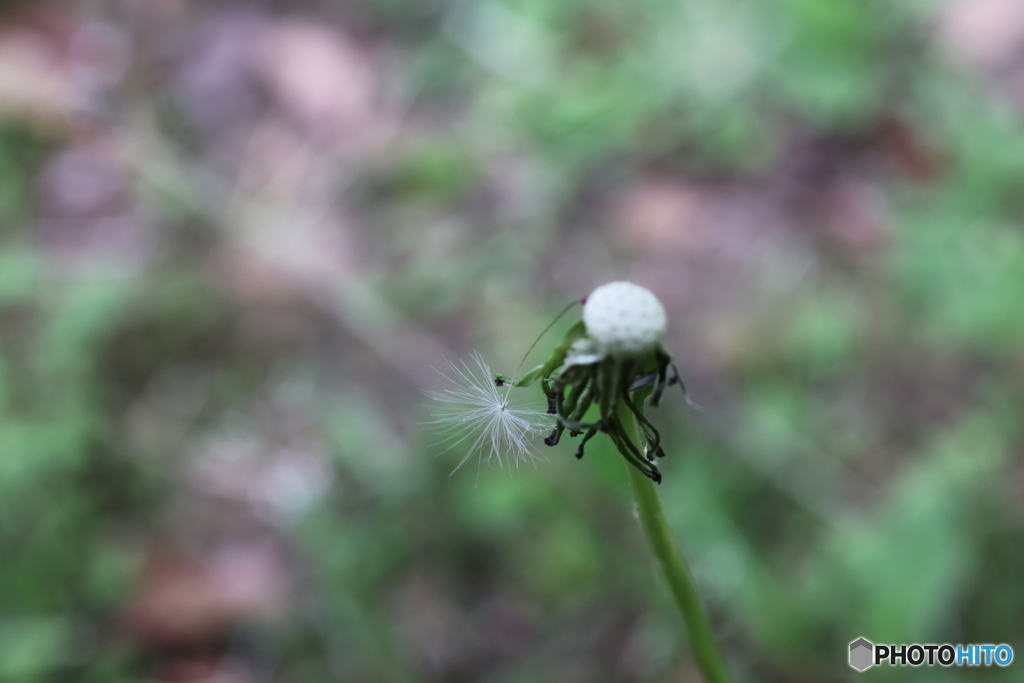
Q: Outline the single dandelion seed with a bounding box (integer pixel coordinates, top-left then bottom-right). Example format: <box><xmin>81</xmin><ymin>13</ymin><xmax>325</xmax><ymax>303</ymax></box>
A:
<box><xmin>424</xmin><ymin>351</ymin><xmax>554</xmax><ymax>476</ymax></box>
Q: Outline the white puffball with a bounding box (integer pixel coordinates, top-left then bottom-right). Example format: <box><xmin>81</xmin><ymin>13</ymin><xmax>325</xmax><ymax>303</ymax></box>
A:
<box><xmin>582</xmin><ymin>281</ymin><xmax>666</xmax><ymax>355</ymax></box>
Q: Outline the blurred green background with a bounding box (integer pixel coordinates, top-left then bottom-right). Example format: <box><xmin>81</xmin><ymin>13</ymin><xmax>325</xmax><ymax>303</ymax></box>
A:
<box><xmin>2</xmin><ymin>0</ymin><xmax>1024</xmax><ymax>681</ymax></box>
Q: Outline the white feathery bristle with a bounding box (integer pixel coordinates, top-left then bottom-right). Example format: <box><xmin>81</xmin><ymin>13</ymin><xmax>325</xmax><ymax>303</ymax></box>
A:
<box><xmin>424</xmin><ymin>352</ymin><xmax>554</xmax><ymax>475</ymax></box>
<box><xmin>583</xmin><ymin>281</ymin><xmax>666</xmax><ymax>355</ymax></box>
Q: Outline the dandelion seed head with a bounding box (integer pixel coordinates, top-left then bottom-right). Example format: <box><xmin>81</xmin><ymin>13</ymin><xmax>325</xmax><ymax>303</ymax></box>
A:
<box><xmin>424</xmin><ymin>351</ymin><xmax>555</xmax><ymax>475</ymax></box>
<box><xmin>583</xmin><ymin>281</ymin><xmax>666</xmax><ymax>355</ymax></box>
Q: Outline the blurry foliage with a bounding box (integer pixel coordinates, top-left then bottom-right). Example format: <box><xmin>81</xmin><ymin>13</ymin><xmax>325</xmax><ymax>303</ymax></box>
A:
<box><xmin>1</xmin><ymin>0</ymin><xmax>1024</xmax><ymax>682</ymax></box>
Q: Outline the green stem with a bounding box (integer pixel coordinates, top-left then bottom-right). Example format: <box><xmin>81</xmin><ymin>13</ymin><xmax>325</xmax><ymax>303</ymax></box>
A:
<box><xmin>618</xmin><ymin>400</ymin><xmax>732</xmax><ymax>683</ymax></box>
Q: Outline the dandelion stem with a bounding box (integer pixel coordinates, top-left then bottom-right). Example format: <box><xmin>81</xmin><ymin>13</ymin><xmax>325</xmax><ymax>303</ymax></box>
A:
<box><xmin>617</xmin><ymin>400</ymin><xmax>731</xmax><ymax>683</ymax></box>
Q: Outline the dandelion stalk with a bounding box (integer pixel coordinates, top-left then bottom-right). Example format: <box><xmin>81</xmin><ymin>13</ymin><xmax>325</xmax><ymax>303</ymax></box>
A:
<box><xmin>618</xmin><ymin>399</ymin><xmax>731</xmax><ymax>683</ymax></box>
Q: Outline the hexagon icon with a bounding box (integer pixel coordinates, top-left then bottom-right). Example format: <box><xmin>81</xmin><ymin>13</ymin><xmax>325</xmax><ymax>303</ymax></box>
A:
<box><xmin>849</xmin><ymin>638</ymin><xmax>874</xmax><ymax>671</ymax></box>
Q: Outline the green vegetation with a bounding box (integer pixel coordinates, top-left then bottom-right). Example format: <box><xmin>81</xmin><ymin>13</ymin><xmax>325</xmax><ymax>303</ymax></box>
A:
<box><xmin>1</xmin><ymin>0</ymin><xmax>1023</xmax><ymax>681</ymax></box>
